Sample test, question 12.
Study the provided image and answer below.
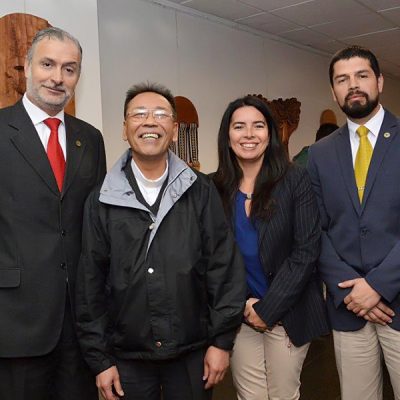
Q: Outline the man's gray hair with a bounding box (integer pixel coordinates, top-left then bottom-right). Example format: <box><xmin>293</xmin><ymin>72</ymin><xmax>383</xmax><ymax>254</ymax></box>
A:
<box><xmin>27</xmin><ymin>27</ymin><xmax>82</xmax><ymax>70</ymax></box>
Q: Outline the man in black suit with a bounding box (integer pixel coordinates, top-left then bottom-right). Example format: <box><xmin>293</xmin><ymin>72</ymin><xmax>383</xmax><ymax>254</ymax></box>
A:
<box><xmin>0</xmin><ymin>27</ymin><xmax>106</xmax><ymax>400</ymax></box>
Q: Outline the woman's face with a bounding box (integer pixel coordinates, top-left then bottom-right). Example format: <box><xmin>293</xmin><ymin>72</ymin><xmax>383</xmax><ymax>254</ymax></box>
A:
<box><xmin>228</xmin><ymin>106</ymin><xmax>269</xmax><ymax>165</ymax></box>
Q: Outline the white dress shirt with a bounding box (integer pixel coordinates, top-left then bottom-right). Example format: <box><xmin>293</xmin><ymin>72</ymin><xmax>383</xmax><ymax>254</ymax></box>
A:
<box><xmin>22</xmin><ymin>94</ymin><xmax>67</xmax><ymax>159</ymax></box>
<box><xmin>347</xmin><ymin>104</ymin><xmax>384</xmax><ymax>166</ymax></box>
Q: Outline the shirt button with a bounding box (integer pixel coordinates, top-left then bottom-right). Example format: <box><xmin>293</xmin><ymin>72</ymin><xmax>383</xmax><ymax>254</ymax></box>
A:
<box><xmin>149</xmin><ymin>223</ymin><xmax>155</xmax><ymax>230</ymax></box>
<box><xmin>148</xmin><ymin>268</ymin><xmax>154</xmax><ymax>274</ymax></box>
<box><xmin>60</xmin><ymin>262</ymin><xmax>66</xmax><ymax>270</ymax></box>
<box><xmin>61</xmin><ymin>229</ymin><xmax>66</xmax><ymax>236</ymax></box>
<box><xmin>155</xmin><ymin>341</ymin><xmax>162</xmax><ymax>348</ymax></box>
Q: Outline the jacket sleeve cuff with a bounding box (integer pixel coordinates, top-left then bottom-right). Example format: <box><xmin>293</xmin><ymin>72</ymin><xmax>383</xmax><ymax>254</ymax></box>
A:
<box><xmin>210</xmin><ymin>329</ymin><xmax>238</xmax><ymax>351</ymax></box>
<box><xmin>90</xmin><ymin>356</ymin><xmax>115</xmax><ymax>376</ymax></box>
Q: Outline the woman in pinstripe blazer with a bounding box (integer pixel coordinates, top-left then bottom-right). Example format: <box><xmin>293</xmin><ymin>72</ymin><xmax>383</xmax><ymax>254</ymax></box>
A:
<box><xmin>212</xmin><ymin>96</ymin><xmax>329</xmax><ymax>400</ymax></box>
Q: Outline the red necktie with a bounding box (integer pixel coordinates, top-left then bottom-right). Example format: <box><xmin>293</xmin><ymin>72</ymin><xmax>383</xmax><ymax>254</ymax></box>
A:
<box><xmin>44</xmin><ymin>118</ymin><xmax>65</xmax><ymax>192</ymax></box>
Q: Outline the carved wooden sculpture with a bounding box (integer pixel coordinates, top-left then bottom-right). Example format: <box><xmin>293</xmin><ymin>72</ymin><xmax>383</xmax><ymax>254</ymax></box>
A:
<box><xmin>250</xmin><ymin>94</ymin><xmax>301</xmax><ymax>152</ymax></box>
<box><xmin>0</xmin><ymin>13</ymin><xmax>75</xmax><ymax>115</ymax></box>
<box><xmin>172</xmin><ymin>96</ymin><xmax>200</xmax><ymax>170</ymax></box>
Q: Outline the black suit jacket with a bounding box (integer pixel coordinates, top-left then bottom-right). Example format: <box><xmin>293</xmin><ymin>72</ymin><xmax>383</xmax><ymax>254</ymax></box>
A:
<box><xmin>0</xmin><ymin>100</ymin><xmax>106</xmax><ymax>357</ymax></box>
<box><xmin>251</xmin><ymin>165</ymin><xmax>330</xmax><ymax>346</ymax></box>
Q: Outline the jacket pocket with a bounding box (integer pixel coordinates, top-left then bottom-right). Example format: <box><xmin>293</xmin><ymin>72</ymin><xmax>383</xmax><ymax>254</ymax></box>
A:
<box><xmin>0</xmin><ymin>268</ymin><xmax>20</xmax><ymax>288</ymax></box>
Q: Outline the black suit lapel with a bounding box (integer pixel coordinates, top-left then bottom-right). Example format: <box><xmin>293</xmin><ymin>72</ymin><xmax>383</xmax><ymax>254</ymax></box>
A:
<box><xmin>62</xmin><ymin>114</ymin><xmax>86</xmax><ymax>197</ymax></box>
<box><xmin>335</xmin><ymin>126</ymin><xmax>361</xmax><ymax>215</ymax></box>
<box><xmin>361</xmin><ymin>110</ymin><xmax>398</xmax><ymax>210</ymax></box>
<box><xmin>9</xmin><ymin>101</ymin><xmax>60</xmax><ymax>195</ymax></box>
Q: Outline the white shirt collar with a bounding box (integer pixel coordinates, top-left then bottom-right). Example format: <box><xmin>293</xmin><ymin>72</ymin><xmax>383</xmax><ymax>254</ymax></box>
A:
<box><xmin>22</xmin><ymin>93</ymin><xmax>65</xmax><ymax>126</ymax></box>
<box><xmin>130</xmin><ymin>157</ymin><xmax>169</xmax><ymax>189</ymax></box>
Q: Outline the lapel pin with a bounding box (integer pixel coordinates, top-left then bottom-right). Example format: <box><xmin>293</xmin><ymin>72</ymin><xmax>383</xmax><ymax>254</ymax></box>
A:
<box><xmin>383</xmin><ymin>132</ymin><xmax>391</xmax><ymax>139</ymax></box>
<box><xmin>75</xmin><ymin>140</ymin><xmax>82</xmax><ymax>147</ymax></box>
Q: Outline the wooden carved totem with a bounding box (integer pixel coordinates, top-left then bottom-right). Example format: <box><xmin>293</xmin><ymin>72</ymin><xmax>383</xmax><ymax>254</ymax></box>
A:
<box><xmin>0</xmin><ymin>13</ymin><xmax>75</xmax><ymax>114</ymax></box>
<box><xmin>171</xmin><ymin>96</ymin><xmax>200</xmax><ymax>170</ymax></box>
<box><xmin>250</xmin><ymin>94</ymin><xmax>301</xmax><ymax>152</ymax></box>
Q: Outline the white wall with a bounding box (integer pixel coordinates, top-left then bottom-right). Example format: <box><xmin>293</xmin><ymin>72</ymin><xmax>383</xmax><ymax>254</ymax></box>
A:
<box><xmin>0</xmin><ymin>0</ymin><xmax>102</xmax><ymax>131</ymax></box>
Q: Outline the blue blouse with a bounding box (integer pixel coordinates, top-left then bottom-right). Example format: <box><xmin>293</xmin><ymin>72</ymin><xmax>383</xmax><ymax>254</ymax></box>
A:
<box><xmin>234</xmin><ymin>191</ymin><xmax>268</xmax><ymax>299</ymax></box>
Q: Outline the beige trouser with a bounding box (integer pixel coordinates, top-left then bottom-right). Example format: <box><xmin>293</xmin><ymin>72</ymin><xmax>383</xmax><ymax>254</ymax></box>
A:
<box><xmin>230</xmin><ymin>323</ymin><xmax>310</xmax><ymax>400</ymax></box>
<box><xmin>333</xmin><ymin>322</ymin><xmax>400</xmax><ymax>400</ymax></box>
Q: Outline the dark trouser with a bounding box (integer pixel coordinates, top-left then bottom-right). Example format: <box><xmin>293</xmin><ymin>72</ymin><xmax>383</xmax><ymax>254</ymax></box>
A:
<box><xmin>115</xmin><ymin>349</ymin><xmax>213</xmax><ymax>400</ymax></box>
<box><xmin>0</xmin><ymin>296</ymin><xmax>97</xmax><ymax>400</ymax></box>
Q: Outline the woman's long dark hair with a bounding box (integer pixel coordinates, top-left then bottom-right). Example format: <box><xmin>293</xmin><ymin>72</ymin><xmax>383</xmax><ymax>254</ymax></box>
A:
<box><xmin>213</xmin><ymin>95</ymin><xmax>289</xmax><ymax>220</ymax></box>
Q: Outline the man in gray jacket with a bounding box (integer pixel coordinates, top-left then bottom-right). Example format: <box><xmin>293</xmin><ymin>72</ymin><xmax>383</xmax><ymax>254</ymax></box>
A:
<box><xmin>76</xmin><ymin>82</ymin><xmax>246</xmax><ymax>400</ymax></box>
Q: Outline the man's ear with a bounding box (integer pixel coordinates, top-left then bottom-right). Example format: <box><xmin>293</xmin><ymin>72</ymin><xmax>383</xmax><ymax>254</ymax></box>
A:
<box><xmin>122</xmin><ymin>120</ymin><xmax>128</xmax><ymax>141</ymax></box>
<box><xmin>378</xmin><ymin>74</ymin><xmax>384</xmax><ymax>94</ymax></box>
<box><xmin>330</xmin><ymin>86</ymin><xmax>338</xmax><ymax>103</ymax></box>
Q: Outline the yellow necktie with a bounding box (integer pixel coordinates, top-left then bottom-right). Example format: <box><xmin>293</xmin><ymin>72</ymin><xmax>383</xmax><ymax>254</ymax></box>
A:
<box><xmin>354</xmin><ymin>125</ymin><xmax>373</xmax><ymax>202</ymax></box>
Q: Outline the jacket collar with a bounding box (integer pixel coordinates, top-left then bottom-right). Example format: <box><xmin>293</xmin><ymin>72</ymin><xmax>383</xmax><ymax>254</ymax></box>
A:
<box><xmin>99</xmin><ymin>149</ymin><xmax>197</xmax><ymax>209</ymax></box>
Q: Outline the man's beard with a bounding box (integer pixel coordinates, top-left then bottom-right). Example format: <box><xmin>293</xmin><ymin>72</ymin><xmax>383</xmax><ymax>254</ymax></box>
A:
<box><xmin>340</xmin><ymin>90</ymin><xmax>379</xmax><ymax>119</ymax></box>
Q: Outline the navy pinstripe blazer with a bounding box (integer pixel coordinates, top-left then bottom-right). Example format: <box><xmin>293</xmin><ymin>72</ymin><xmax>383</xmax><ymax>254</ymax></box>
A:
<box><xmin>251</xmin><ymin>165</ymin><xmax>330</xmax><ymax>346</ymax></box>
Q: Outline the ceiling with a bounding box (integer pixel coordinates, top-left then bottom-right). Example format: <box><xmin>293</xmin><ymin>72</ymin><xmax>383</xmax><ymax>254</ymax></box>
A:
<box><xmin>163</xmin><ymin>0</ymin><xmax>400</xmax><ymax>79</ymax></box>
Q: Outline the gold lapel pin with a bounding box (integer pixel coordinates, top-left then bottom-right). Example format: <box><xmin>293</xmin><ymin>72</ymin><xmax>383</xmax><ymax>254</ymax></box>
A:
<box><xmin>383</xmin><ymin>132</ymin><xmax>391</xmax><ymax>139</ymax></box>
<box><xmin>75</xmin><ymin>140</ymin><xmax>82</xmax><ymax>147</ymax></box>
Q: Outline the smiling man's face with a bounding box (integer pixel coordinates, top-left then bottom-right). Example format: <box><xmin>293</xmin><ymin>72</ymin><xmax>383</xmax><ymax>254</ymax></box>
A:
<box><xmin>123</xmin><ymin>92</ymin><xmax>178</xmax><ymax>164</ymax></box>
<box><xmin>24</xmin><ymin>37</ymin><xmax>81</xmax><ymax>116</ymax></box>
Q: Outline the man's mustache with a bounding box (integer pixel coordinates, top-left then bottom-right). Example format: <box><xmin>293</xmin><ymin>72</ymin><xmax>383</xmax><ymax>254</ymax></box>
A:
<box><xmin>345</xmin><ymin>90</ymin><xmax>368</xmax><ymax>101</ymax></box>
<box><xmin>43</xmin><ymin>84</ymin><xmax>66</xmax><ymax>93</ymax></box>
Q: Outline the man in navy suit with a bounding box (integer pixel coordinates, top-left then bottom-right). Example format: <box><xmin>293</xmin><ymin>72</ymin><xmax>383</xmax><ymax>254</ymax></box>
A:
<box><xmin>308</xmin><ymin>45</ymin><xmax>400</xmax><ymax>400</ymax></box>
<box><xmin>0</xmin><ymin>27</ymin><xmax>105</xmax><ymax>399</ymax></box>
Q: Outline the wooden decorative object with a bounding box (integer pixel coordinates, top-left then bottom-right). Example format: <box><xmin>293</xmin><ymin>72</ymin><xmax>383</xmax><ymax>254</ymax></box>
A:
<box><xmin>0</xmin><ymin>13</ymin><xmax>75</xmax><ymax>115</ymax></box>
<box><xmin>250</xmin><ymin>94</ymin><xmax>301</xmax><ymax>151</ymax></box>
<box><xmin>172</xmin><ymin>96</ymin><xmax>200</xmax><ymax>170</ymax></box>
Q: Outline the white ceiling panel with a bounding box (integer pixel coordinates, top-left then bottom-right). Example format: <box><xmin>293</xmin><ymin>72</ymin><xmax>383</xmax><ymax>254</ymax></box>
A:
<box><xmin>348</xmin><ymin>28</ymin><xmax>400</xmax><ymax>49</ymax></box>
<box><xmin>380</xmin><ymin>7</ymin><xmax>400</xmax><ymax>24</ymax></box>
<box><xmin>310</xmin><ymin>13</ymin><xmax>395</xmax><ymax>39</ymax></box>
<box><xmin>270</xmin><ymin>0</ymin><xmax>370</xmax><ymax>27</ymax></box>
<box><xmin>183</xmin><ymin>0</ymin><xmax>261</xmax><ymax>20</ymax></box>
<box><xmin>237</xmin><ymin>12</ymin><xmax>301</xmax><ymax>33</ymax></box>
<box><xmin>239</xmin><ymin>0</ymin><xmax>314</xmax><ymax>12</ymax></box>
<box><xmin>357</xmin><ymin>0</ymin><xmax>400</xmax><ymax>11</ymax></box>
